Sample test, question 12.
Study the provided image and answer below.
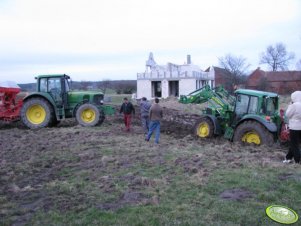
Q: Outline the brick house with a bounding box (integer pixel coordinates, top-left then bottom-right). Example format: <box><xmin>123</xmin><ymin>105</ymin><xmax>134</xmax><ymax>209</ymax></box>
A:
<box><xmin>205</xmin><ymin>66</ymin><xmax>233</xmax><ymax>90</ymax></box>
<box><xmin>246</xmin><ymin>68</ymin><xmax>301</xmax><ymax>94</ymax></box>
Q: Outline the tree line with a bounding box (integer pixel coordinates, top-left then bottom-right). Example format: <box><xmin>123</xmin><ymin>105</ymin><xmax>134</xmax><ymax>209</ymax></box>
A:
<box><xmin>19</xmin><ymin>80</ymin><xmax>136</xmax><ymax>94</ymax></box>
<box><xmin>218</xmin><ymin>42</ymin><xmax>300</xmax><ymax>93</ymax></box>
<box><xmin>73</xmin><ymin>80</ymin><xmax>136</xmax><ymax>94</ymax></box>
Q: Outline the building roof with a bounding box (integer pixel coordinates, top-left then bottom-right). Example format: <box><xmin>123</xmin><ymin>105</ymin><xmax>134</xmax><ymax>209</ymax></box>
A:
<box><xmin>205</xmin><ymin>66</ymin><xmax>229</xmax><ymax>74</ymax></box>
<box><xmin>249</xmin><ymin>69</ymin><xmax>301</xmax><ymax>82</ymax></box>
<box><xmin>246</xmin><ymin>68</ymin><xmax>301</xmax><ymax>94</ymax></box>
<box><xmin>138</xmin><ymin>53</ymin><xmax>213</xmax><ymax>80</ymax></box>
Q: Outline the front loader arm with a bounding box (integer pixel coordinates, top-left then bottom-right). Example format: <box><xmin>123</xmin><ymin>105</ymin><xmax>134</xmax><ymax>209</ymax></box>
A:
<box><xmin>179</xmin><ymin>85</ymin><xmax>234</xmax><ymax>111</ymax></box>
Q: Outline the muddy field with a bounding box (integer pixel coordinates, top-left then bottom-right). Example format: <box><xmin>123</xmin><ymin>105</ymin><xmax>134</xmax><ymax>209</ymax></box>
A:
<box><xmin>0</xmin><ymin>110</ymin><xmax>299</xmax><ymax>225</ymax></box>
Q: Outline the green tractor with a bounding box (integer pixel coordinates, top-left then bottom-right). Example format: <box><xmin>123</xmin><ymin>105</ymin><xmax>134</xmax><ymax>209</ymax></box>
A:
<box><xmin>179</xmin><ymin>85</ymin><xmax>289</xmax><ymax>145</ymax></box>
<box><xmin>21</xmin><ymin>74</ymin><xmax>115</xmax><ymax>129</ymax></box>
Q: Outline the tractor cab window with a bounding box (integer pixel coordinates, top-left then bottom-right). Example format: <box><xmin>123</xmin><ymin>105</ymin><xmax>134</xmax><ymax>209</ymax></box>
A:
<box><xmin>235</xmin><ymin>94</ymin><xmax>249</xmax><ymax>115</ymax></box>
<box><xmin>248</xmin><ymin>96</ymin><xmax>258</xmax><ymax>114</ymax></box>
<box><xmin>48</xmin><ymin>78</ymin><xmax>62</xmax><ymax>103</ymax></box>
<box><xmin>48</xmin><ymin>78</ymin><xmax>61</xmax><ymax>93</ymax></box>
<box><xmin>65</xmin><ymin>78</ymin><xmax>70</xmax><ymax>92</ymax></box>
<box><xmin>265</xmin><ymin>97</ymin><xmax>277</xmax><ymax>116</ymax></box>
<box><xmin>40</xmin><ymin>78</ymin><xmax>47</xmax><ymax>92</ymax></box>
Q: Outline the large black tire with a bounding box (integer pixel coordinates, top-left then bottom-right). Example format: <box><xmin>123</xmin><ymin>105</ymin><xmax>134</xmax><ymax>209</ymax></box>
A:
<box><xmin>194</xmin><ymin>117</ymin><xmax>214</xmax><ymax>138</ymax></box>
<box><xmin>21</xmin><ymin>97</ymin><xmax>54</xmax><ymax>129</ymax></box>
<box><xmin>233</xmin><ymin>121</ymin><xmax>274</xmax><ymax>145</ymax></box>
<box><xmin>76</xmin><ymin>103</ymin><xmax>100</xmax><ymax>126</ymax></box>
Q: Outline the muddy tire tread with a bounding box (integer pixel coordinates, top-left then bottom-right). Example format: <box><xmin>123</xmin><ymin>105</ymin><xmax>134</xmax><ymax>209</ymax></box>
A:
<box><xmin>194</xmin><ymin>117</ymin><xmax>214</xmax><ymax>138</ymax></box>
<box><xmin>233</xmin><ymin>120</ymin><xmax>274</xmax><ymax>145</ymax></box>
<box><xmin>76</xmin><ymin>103</ymin><xmax>100</xmax><ymax>127</ymax></box>
<box><xmin>21</xmin><ymin>97</ymin><xmax>54</xmax><ymax>129</ymax></box>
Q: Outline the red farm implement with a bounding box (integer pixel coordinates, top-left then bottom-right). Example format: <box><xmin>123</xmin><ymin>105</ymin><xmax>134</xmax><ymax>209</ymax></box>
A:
<box><xmin>0</xmin><ymin>83</ymin><xmax>23</xmax><ymax>122</ymax></box>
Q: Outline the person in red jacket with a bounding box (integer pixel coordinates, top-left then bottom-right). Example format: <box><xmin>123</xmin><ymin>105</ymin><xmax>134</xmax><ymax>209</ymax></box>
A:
<box><xmin>120</xmin><ymin>97</ymin><xmax>135</xmax><ymax>131</ymax></box>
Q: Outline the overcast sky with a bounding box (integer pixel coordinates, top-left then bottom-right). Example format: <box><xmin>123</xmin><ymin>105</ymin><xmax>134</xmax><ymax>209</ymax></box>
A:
<box><xmin>0</xmin><ymin>0</ymin><xmax>300</xmax><ymax>83</ymax></box>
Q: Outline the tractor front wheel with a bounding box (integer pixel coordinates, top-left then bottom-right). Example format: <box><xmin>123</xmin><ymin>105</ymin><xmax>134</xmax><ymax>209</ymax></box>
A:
<box><xmin>194</xmin><ymin>117</ymin><xmax>214</xmax><ymax>138</ymax></box>
<box><xmin>21</xmin><ymin>97</ymin><xmax>54</xmax><ymax>129</ymax></box>
<box><xmin>76</xmin><ymin>103</ymin><xmax>100</xmax><ymax>126</ymax></box>
<box><xmin>233</xmin><ymin>121</ymin><xmax>274</xmax><ymax>145</ymax></box>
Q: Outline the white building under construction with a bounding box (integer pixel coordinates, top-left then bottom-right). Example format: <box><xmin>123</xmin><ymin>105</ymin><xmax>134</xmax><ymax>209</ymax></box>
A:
<box><xmin>136</xmin><ymin>53</ymin><xmax>215</xmax><ymax>99</ymax></box>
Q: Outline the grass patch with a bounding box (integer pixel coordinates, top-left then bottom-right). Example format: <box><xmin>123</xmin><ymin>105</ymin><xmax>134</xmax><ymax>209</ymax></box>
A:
<box><xmin>24</xmin><ymin>160</ymin><xmax>301</xmax><ymax>225</ymax></box>
<box><xmin>1</xmin><ymin>121</ymin><xmax>301</xmax><ymax>225</ymax></box>
<box><xmin>107</xmin><ymin>94</ymin><xmax>132</xmax><ymax>105</ymax></box>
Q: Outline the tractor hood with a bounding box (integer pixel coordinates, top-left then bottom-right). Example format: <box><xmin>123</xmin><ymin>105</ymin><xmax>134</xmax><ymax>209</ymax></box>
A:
<box><xmin>68</xmin><ymin>91</ymin><xmax>104</xmax><ymax>96</ymax></box>
<box><xmin>67</xmin><ymin>91</ymin><xmax>104</xmax><ymax>105</ymax></box>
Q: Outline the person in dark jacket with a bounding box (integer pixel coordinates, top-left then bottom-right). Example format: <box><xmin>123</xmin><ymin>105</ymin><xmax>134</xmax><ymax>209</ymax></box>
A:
<box><xmin>140</xmin><ymin>97</ymin><xmax>151</xmax><ymax>134</ymax></box>
<box><xmin>145</xmin><ymin>98</ymin><xmax>163</xmax><ymax>144</ymax></box>
<box><xmin>120</xmin><ymin>97</ymin><xmax>135</xmax><ymax>131</ymax></box>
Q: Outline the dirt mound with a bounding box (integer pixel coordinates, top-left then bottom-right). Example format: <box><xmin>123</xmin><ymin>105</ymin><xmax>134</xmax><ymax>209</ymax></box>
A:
<box><xmin>96</xmin><ymin>191</ymin><xmax>156</xmax><ymax>211</ymax></box>
<box><xmin>278</xmin><ymin>173</ymin><xmax>301</xmax><ymax>182</ymax></box>
<box><xmin>220</xmin><ymin>188</ymin><xmax>254</xmax><ymax>201</ymax></box>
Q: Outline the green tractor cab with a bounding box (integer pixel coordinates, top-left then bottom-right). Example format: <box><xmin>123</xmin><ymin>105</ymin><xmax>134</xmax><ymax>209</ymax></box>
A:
<box><xmin>230</xmin><ymin>89</ymin><xmax>280</xmax><ymax>145</ymax></box>
<box><xmin>21</xmin><ymin>74</ymin><xmax>115</xmax><ymax>129</ymax></box>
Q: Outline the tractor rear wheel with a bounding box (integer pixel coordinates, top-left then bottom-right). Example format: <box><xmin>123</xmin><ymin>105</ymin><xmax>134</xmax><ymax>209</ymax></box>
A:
<box><xmin>233</xmin><ymin>121</ymin><xmax>274</xmax><ymax>145</ymax></box>
<box><xmin>194</xmin><ymin>117</ymin><xmax>214</xmax><ymax>138</ymax></box>
<box><xmin>76</xmin><ymin>103</ymin><xmax>100</xmax><ymax>126</ymax></box>
<box><xmin>21</xmin><ymin>97</ymin><xmax>54</xmax><ymax>129</ymax></box>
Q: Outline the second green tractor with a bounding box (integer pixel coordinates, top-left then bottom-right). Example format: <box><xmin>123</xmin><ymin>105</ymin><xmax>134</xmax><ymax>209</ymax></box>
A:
<box><xmin>179</xmin><ymin>85</ymin><xmax>288</xmax><ymax>145</ymax></box>
<box><xmin>21</xmin><ymin>74</ymin><xmax>115</xmax><ymax>129</ymax></box>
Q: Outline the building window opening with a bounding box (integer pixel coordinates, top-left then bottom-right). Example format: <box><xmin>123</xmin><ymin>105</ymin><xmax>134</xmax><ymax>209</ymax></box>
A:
<box><xmin>152</xmin><ymin>81</ymin><xmax>162</xmax><ymax>97</ymax></box>
<box><xmin>169</xmin><ymin>81</ymin><xmax>179</xmax><ymax>97</ymax></box>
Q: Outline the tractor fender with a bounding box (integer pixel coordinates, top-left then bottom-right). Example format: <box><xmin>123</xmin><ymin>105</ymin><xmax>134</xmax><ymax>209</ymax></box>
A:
<box><xmin>237</xmin><ymin>115</ymin><xmax>277</xmax><ymax>133</ymax></box>
<box><xmin>23</xmin><ymin>92</ymin><xmax>59</xmax><ymax>120</ymax></box>
<box><xmin>201</xmin><ymin>115</ymin><xmax>221</xmax><ymax>135</ymax></box>
<box><xmin>72</xmin><ymin>102</ymin><xmax>84</xmax><ymax>117</ymax></box>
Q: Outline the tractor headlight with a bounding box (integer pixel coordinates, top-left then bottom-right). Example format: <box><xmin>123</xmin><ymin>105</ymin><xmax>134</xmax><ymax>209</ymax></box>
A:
<box><xmin>100</xmin><ymin>100</ymin><xmax>104</xmax><ymax>105</ymax></box>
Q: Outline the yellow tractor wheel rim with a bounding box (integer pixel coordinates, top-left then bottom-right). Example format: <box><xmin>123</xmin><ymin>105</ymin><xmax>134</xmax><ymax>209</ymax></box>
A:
<box><xmin>81</xmin><ymin>108</ymin><xmax>96</xmax><ymax>123</ymax></box>
<box><xmin>26</xmin><ymin>104</ymin><xmax>46</xmax><ymax>125</ymax></box>
<box><xmin>197</xmin><ymin>122</ymin><xmax>210</xmax><ymax>138</ymax></box>
<box><xmin>242</xmin><ymin>132</ymin><xmax>261</xmax><ymax>145</ymax></box>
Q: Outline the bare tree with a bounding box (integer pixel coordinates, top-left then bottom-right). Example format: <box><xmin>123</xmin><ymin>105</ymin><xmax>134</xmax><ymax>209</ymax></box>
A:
<box><xmin>218</xmin><ymin>54</ymin><xmax>250</xmax><ymax>92</ymax></box>
<box><xmin>80</xmin><ymin>80</ymin><xmax>90</xmax><ymax>90</ymax></box>
<box><xmin>259</xmin><ymin>42</ymin><xmax>295</xmax><ymax>71</ymax></box>
<box><xmin>97</xmin><ymin>79</ymin><xmax>111</xmax><ymax>95</ymax></box>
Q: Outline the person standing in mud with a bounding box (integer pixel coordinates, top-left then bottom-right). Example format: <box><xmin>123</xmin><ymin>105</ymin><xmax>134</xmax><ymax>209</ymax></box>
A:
<box><xmin>120</xmin><ymin>97</ymin><xmax>135</xmax><ymax>132</ymax></box>
<box><xmin>283</xmin><ymin>90</ymin><xmax>301</xmax><ymax>164</ymax></box>
<box><xmin>140</xmin><ymin>97</ymin><xmax>151</xmax><ymax>134</ymax></box>
<box><xmin>145</xmin><ymin>97</ymin><xmax>163</xmax><ymax>144</ymax></box>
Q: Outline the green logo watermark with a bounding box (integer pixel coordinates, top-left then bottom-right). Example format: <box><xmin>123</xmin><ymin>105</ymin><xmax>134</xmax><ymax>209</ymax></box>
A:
<box><xmin>266</xmin><ymin>205</ymin><xmax>298</xmax><ymax>224</ymax></box>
